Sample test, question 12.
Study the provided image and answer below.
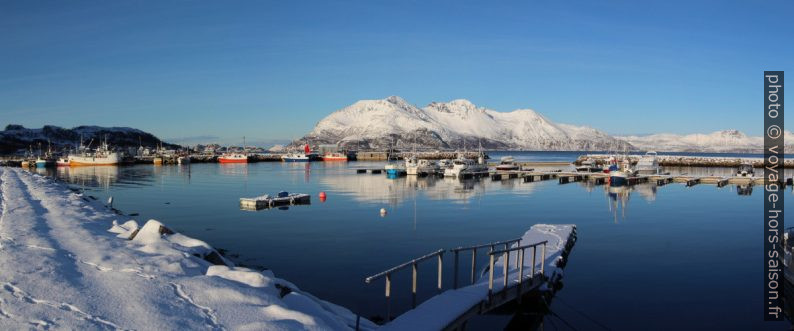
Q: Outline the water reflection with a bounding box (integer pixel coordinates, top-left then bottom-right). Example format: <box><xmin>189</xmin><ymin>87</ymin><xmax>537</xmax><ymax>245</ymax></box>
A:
<box><xmin>318</xmin><ymin>173</ymin><xmax>540</xmax><ymax>205</ymax></box>
<box><xmin>55</xmin><ymin>166</ymin><xmax>120</xmax><ymax>189</ymax></box>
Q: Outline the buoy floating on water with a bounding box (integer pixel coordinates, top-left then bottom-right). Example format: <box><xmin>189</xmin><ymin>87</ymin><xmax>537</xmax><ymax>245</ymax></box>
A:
<box><xmin>380</xmin><ymin>208</ymin><xmax>387</xmax><ymax>216</ymax></box>
<box><xmin>319</xmin><ymin>191</ymin><xmax>327</xmax><ymax>202</ymax></box>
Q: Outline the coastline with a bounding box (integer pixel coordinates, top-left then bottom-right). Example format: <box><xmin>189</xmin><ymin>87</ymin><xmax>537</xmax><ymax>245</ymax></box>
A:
<box><xmin>0</xmin><ymin>167</ymin><xmax>374</xmax><ymax>330</ymax></box>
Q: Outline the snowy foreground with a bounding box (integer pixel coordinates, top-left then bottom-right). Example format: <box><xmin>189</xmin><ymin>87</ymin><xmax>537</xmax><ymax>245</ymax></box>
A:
<box><xmin>0</xmin><ymin>167</ymin><xmax>376</xmax><ymax>330</ymax></box>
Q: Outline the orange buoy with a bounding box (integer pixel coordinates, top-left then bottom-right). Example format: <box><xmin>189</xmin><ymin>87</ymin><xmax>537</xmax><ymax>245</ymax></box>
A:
<box><xmin>319</xmin><ymin>192</ymin><xmax>327</xmax><ymax>202</ymax></box>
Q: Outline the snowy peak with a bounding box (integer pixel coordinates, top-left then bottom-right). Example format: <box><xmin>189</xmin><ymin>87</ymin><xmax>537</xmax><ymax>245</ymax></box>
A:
<box><xmin>301</xmin><ymin>96</ymin><xmax>632</xmax><ymax>151</ymax></box>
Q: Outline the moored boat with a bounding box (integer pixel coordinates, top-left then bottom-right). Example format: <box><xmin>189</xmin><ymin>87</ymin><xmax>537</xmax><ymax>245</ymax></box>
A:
<box><xmin>735</xmin><ymin>162</ymin><xmax>754</xmax><ymax>177</ymax></box>
<box><xmin>495</xmin><ymin>156</ymin><xmax>520</xmax><ymax>171</ymax></box>
<box><xmin>405</xmin><ymin>156</ymin><xmax>438</xmax><ymax>175</ymax></box>
<box><xmin>635</xmin><ymin>151</ymin><xmax>662</xmax><ymax>175</ymax></box>
<box><xmin>322</xmin><ymin>152</ymin><xmax>348</xmax><ymax>161</ymax></box>
<box><xmin>56</xmin><ymin>157</ymin><xmax>70</xmax><ymax>166</ymax></box>
<box><xmin>177</xmin><ymin>156</ymin><xmax>191</xmax><ymax>164</ymax></box>
<box><xmin>219</xmin><ymin>153</ymin><xmax>248</xmax><ymax>163</ymax></box>
<box><xmin>35</xmin><ymin>157</ymin><xmax>55</xmax><ymax>168</ymax></box>
<box><xmin>609</xmin><ymin>158</ymin><xmax>634</xmax><ymax>187</ymax></box>
<box><xmin>68</xmin><ymin>138</ymin><xmax>120</xmax><ymax>166</ymax></box>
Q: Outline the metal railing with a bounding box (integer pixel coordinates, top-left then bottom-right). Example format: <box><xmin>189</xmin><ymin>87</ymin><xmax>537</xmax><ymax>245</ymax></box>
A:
<box><xmin>487</xmin><ymin>240</ymin><xmax>548</xmax><ymax>303</ymax></box>
<box><xmin>363</xmin><ymin>237</ymin><xmax>549</xmax><ymax>323</ymax></box>
<box><xmin>449</xmin><ymin>237</ymin><xmax>523</xmax><ymax>289</ymax></box>
<box><xmin>364</xmin><ymin>249</ymin><xmax>445</xmax><ymax>321</ymax></box>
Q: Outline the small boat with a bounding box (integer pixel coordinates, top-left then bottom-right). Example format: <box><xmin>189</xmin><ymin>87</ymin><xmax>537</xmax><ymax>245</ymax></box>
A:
<box><xmin>322</xmin><ymin>152</ymin><xmax>348</xmax><ymax>161</ymax></box>
<box><xmin>219</xmin><ymin>153</ymin><xmax>247</xmax><ymax>163</ymax></box>
<box><xmin>56</xmin><ymin>157</ymin><xmax>70</xmax><ymax>166</ymax></box>
<box><xmin>576</xmin><ymin>158</ymin><xmax>601</xmax><ymax>172</ymax></box>
<box><xmin>283</xmin><ymin>144</ymin><xmax>312</xmax><ymax>162</ymax></box>
<box><xmin>385</xmin><ymin>162</ymin><xmax>406</xmax><ymax>176</ymax></box>
<box><xmin>20</xmin><ymin>160</ymin><xmax>31</xmax><ymax>168</ymax></box>
<box><xmin>177</xmin><ymin>156</ymin><xmax>191</xmax><ymax>165</ymax></box>
<box><xmin>240</xmin><ymin>191</ymin><xmax>311</xmax><ymax>210</ymax></box>
<box><xmin>444</xmin><ymin>156</ymin><xmax>474</xmax><ymax>177</ymax></box>
<box><xmin>405</xmin><ymin>156</ymin><xmax>438</xmax><ymax>175</ymax></box>
<box><xmin>220</xmin><ymin>137</ymin><xmax>250</xmax><ymax>163</ymax></box>
<box><xmin>736</xmin><ymin>162</ymin><xmax>755</xmax><ymax>177</ymax></box>
<box><xmin>35</xmin><ymin>157</ymin><xmax>55</xmax><ymax>168</ymax></box>
<box><xmin>495</xmin><ymin>156</ymin><xmax>520</xmax><ymax>171</ymax></box>
<box><xmin>609</xmin><ymin>158</ymin><xmax>634</xmax><ymax>187</ymax></box>
<box><xmin>282</xmin><ymin>153</ymin><xmax>310</xmax><ymax>162</ymax></box>
<box><xmin>153</xmin><ymin>157</ymin><xmax>163</xmax><ymax>165</ymax></box>
<box><xmin>635</xmin><ymin>151</ymin><xmax>662</xmax><ymax>175</ymax></box>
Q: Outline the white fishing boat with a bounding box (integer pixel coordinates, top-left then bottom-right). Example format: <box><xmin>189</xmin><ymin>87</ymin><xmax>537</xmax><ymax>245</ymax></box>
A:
<box><xmin>495</xmin><ymin>156</ymin><xmax>520</xmax><ymax>171</ymax></box>
<box><xmin>635</xmin><ymin>151</ymin><xmax>662</xmax><ymax>175</ymax></box>
<box><xmin>177</xmin><ymin>156</ymin><xmax>191</xmax><ymax>164</ymax></box>
<box><xmin>68</xmin><ymin>137</ymin><xmax>120</xmax><ymax>166</ymax></box>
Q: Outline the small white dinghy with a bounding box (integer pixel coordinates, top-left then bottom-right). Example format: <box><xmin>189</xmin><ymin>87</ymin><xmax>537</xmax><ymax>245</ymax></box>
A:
<box><xmin>240</xmin><ymin>191</ymin><xmax>311</xmax><ymax>210</ymax></box>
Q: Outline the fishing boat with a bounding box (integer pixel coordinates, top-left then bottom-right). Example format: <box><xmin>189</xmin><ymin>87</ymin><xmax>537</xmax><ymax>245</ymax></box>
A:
<box><xmin>68</xmin><ymin>137</ymin><xmax>120</xmax><ymax>166</ymax></box>
<box><xmin>177</xmin><ymin>156</ymin><xmax>191</xmax><ymax>164</ymax></box>
<box><xmin>495</xmin><ymin>156</ymin><xmax>520</xmax><ymax>171</ymax></box>
<box><xmin>153</xmin><ymin>156</ymin><xmax>163</xmax><ymax>165</ymax></box>
<box><xmin>438</xmin><ymin>159</ymin><xmax>453</xmax><ymax>169</ymax></box>
<box><xmin>322</xmin><ymin>152</ymin><xmax>348</xmax><ymax>161</ymax></box>
<box><xmin>282</xmin><ymin>144</ymin><xmax>311</xmax><ymax>162</ymax></box>
<box><xmin>635</xmin><ymin>151</ymin><xmax>662</xmax><ymax>175</ymax></box>
<box><xmin>56</xmin><ymin>157</ymin><xmax>70</xmax><ymax>166</ymax></box>
<box><xmin>735</xmin><ymin>162</ymin><xmax>755</xmax><ymax>177</ymax></box>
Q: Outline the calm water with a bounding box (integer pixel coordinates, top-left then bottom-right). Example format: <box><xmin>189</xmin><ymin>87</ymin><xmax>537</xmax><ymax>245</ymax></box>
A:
<box><xmin>28</xmin><ymin>152</ymin><xmax>792</xmax><ymax>330</ymax></box>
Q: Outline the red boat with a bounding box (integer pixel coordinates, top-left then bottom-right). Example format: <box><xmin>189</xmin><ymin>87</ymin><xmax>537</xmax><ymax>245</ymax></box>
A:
<box><xmin>218</xmin><ymin>153</ymin><xmax>248</xmax><ymax>163</ymax></box>
<box><xmin>322</xmin><ymin>152</ymin><xmax>348</xmax><ymax>161</ymax></box>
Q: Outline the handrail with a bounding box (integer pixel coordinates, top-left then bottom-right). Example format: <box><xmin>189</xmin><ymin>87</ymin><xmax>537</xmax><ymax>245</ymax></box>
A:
<box><xmin>450</xmin><ymin>237</ymin><xmax>522</xmax><ymax>252</ymax></box>
<box><xmin>450</xmin><ymin>237</ymin><xmax>523</xmax><ymax>289</ymax></box>
<box><xmin>363</xmin><ymin>249</ymin><xmax>445</xmax><ymax>321</ymax></box>
<box><xmin>364</xmin><ymin>249</ymin><xmax>444</xmax><ymax>283</ymax></box>
<box><xmin>486</xmin><ymin>240</ymin><xmax>548</xmax><ymax>302</ymax></box>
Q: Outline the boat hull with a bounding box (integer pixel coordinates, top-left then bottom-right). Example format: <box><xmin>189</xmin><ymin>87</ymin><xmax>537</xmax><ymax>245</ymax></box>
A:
<box><xmin>219</xmin><ymin>158</ymin><xmax>248</xmax><ymax>163</ymax></box>
<box><xmin>610</xmin><ymin>175</ymin><xmax>628</xmax><ymax>186</ymax></box>
<box><xmin>283</xmin><ymin>158</ymin><xmax>309</xmax><ymax>162</ymax></box>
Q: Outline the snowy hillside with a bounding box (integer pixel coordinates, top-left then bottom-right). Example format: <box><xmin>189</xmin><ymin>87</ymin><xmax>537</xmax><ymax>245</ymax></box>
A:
<box><xmin>0</xmin><ymin>125</ymin><xmax>178</xmax><ymax>154</ymax></box>
<box><xmin>615</xmin><ymin>130</ymin><xmax>794</xmax><ymax>153</ymax></box>
<box><xmin>299</xmin><ymin>96</ymin><xmax>632</xmax><ymax>151</ymax></box>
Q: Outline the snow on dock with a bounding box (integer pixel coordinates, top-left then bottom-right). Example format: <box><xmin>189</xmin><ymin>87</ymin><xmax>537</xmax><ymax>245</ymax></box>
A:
<box><xmin>379</xmin><ymin>224</ymin><xmax>576</xmax><ymax>330</ymax></box>
<box><xmin>0</xmin><ymin>167</ymin><xmax>374</xmax><ymax>330</ymax></box>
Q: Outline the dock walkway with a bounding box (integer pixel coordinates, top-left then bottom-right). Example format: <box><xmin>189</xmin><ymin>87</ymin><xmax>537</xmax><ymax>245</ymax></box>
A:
<box><xmin>368</xmin><ymin>224</ymin><xmax>577</xmax><ymax>330</ymax></box>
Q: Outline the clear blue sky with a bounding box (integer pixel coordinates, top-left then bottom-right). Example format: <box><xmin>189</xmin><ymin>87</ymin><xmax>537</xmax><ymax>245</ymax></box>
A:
<box><xmin>1</xmin><ymin>1</ymin><xmax>791</xmax><ymax>145</ymax></box>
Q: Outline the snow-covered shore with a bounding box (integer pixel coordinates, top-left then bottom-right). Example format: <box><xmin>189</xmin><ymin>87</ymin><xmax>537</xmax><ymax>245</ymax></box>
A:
<box><xmin>0</xmin><ymin>167</ymin><xmax>375</xmax><ymax>330</ymax></box>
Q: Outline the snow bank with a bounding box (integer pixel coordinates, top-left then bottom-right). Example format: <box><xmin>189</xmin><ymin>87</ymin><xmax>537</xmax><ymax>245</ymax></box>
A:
<box><xmin>0</xmin><ymin>167</ymin><xmax>375</xmax><ymax>330</ymax></box>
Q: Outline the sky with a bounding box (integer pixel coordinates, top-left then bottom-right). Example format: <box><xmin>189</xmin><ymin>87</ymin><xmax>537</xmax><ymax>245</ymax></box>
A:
<box><xmin>1</xmin><ymin>1</ymin><xmax>792</xmax><ymax>145</ymax></box>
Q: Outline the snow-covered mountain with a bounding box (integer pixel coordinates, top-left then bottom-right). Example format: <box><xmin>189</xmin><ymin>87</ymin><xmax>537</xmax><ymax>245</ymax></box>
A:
<box><xmin>299</xmin><ymin>96</ymin><xmax>632</xmax><ymax>151</ymax></box>
<box><xmin>0</xmin><ymin>124</ymin><xmax>178</xmax><ymax>154</ymax></box>
<box><xmin>616</xmin><ymin>130</ymin><xmax>794</xmax><ymax>153</ymax></box>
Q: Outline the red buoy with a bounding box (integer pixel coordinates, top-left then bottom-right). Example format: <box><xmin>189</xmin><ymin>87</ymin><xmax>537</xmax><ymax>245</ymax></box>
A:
<box><xmin>319</xmin><ymin>191</ymin><xmax>327</xmax><ymax>202</ymax></box>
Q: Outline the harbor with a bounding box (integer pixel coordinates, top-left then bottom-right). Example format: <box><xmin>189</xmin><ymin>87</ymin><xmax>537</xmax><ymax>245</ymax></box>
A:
<box><xmin>5</xmin><ymin>150</ymin><xmax>782</xmax><ymax>330</ymax></box>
